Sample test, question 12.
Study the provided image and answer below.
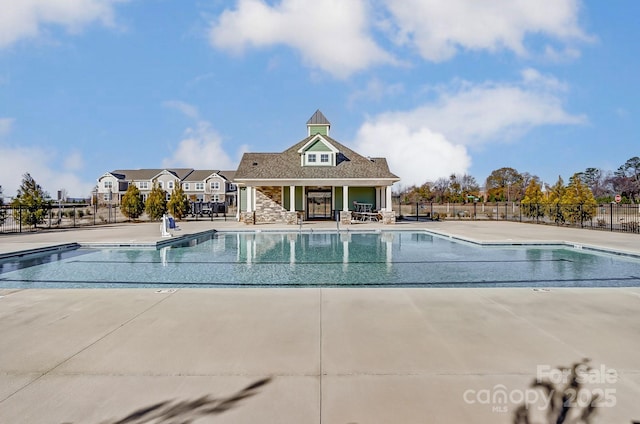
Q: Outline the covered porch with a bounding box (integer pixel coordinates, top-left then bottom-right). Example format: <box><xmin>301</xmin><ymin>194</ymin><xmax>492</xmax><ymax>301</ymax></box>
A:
<box><xmin>237</xmin><ymin>181</ymin><xmax>395</xmax><ymax>225</ymax></box>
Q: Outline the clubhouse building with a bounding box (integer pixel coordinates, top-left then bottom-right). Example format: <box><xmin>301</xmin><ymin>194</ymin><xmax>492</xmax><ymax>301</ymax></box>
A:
<box><xmin>234</xmin><ymin>110</ymin><xmax>399</xmax><ymax>224</ymax></box>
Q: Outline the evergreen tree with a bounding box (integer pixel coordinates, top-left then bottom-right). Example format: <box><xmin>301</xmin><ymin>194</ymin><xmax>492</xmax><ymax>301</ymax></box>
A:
<box><xmin>562</xmin><ymin>173</ymin><xmax>598</xmax><ymax>224</ymax></box>
<box><xmin>145</xmin><ymin>182</ymin><xmax>167</xmax><ymax>221</ymax></box>
<box><xmin>120</xmin><ymin>184</ymin><xmax>145</xmax><ymax>221</ymax></box>
<box><xmin>521</xmin><ymin>179</ymin><xmax>545</xmax><ymax>219</ymax></box>
<box><xmin>167</xmin><ymin>180</ymin><xmax>190</xmax><ymax>220</ymax></box>
<box><xmin>11</xmin><ymin>173</ymin><xmax>50</xmax><ymax>229</ymax></box>
<box><xmin>544</xmin><ymin>176</ymin><xmax>566</xmax><ymax>224</ymax></box>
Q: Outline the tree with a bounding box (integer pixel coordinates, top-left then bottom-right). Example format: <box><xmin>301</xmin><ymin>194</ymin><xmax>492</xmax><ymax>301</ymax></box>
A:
<box><xmin>120</xmin><ymin>184</ymin><xmax>145</xmax><ymax>221</ymax></box>
<box><xmin>544</xmin><ymin>176</ymin><xmax>566</xmax><ymax>224</ymax></box>
<box><xmin>612</xmin><ymin>156</ymin><xmax>640</xmax><ymax>203</ymax></box>
<box><xmin>521</xmin><ymin>179</ymin><xmax>545</xmax><ymax>220</ymax></box>
<box><xmin>432</xmin><ymin>178</ymin><xmax>449</xmax><ymax>203</ymax></box>
<box><xmin>562</xmin><ymin>173</ymin><xmax>597</xmax><ymax>224</ymax></box>
<box><xmin>485</xmin><ymin>167</ymin><xmax>524</xmax><ymax>202</ymax></box>
<box><xmin>145</xmin><ymin>182</ymin><xmax>167</xmax><ymax>221</ymax></box>
<box><xmin>11</xmin><ymin>173</ymin><xmax>50</xmax><ymax>229</ymax></box>
<box><xmin>578</xmin><ymin>167</ymin><xmax>611</xmax><ymax>200</ymax></box>
<box><xmin>167</xmin><ymin>180</ymin><xmax>190</xmax><ymax>220</ymax></box>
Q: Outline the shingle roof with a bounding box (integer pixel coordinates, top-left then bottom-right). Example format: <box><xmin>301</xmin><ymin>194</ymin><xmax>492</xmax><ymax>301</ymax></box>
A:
<box><xmin>183</xmin><ymin>170</ymin><xmax>217</xmax><ymax>182</ymax></box>
<box><xmin>235</xmin><ymin>135</ymin><xmax>399</xmax><ymax>181</ymax></box>
<box><xmin>110</xmin><ymin>169</ymin><xmax>194</xmax><ymax>181</ymax></box>
<box><xmin>306</xmin><ymin>110</ymin><xmax>330</xmax><ymax>126</ymax></box>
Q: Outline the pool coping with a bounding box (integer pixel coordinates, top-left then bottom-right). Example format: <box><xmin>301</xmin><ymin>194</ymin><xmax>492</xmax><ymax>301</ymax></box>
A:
<box><xmin>0</xmin><ymin>229</ymin><xmax>218</xmax><ymax>262</ymax></box>
<box><xmin>421</xmin><ymin>228</ymin><xmax>640</xmax><ymax>260</ymax></box>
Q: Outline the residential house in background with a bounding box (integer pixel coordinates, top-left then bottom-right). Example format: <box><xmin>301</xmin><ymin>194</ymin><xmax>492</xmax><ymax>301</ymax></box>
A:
<box><xmin>96</xmin><ymin>168</ymin><xmax>237</xmax><ymax>207</ymax></box>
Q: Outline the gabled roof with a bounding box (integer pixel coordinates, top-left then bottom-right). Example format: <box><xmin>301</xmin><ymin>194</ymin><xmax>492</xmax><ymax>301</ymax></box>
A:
<box><xmin>235</xmin><ymin>134</ymin><xmax>399</xmax><ymax>181</ymax></box>
<box><xmin>109</xmin><ymin>169</ymin><xmax>194</xmax><ymax>181</ymax></box>
<box><xmin>297</xmin><ymin>135</ymin><xmax>339</xmax><ymax>154</ymax></box>
<box><xmin>183</xmin><ymin>170</ymin><xmax>217</xmax><ymax>182</ymax></box>
<box><xmin>306</xmin><ymin>109</ymin><xmax>330</xmax><ymax>126</ymax></box>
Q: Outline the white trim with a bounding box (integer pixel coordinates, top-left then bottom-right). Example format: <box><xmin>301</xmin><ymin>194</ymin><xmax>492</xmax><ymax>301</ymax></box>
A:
<box><xmin>297</xmin><ymin>135</ymin><xmax>339</xmax><ymax>154</ymax></box>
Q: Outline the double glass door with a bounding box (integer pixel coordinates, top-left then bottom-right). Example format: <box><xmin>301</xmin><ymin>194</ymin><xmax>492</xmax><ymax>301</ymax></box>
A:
<box><xmin>307</xmin><ymin>190</ymin><xmax>332</xmax><ymax>219</ymax></box>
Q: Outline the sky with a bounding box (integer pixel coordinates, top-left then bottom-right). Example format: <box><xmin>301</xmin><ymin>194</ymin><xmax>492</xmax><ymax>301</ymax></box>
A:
<box><xmin>0</xmin><ymin>0</ymin><xmax>638</xmax><ymax>199</ymax></box>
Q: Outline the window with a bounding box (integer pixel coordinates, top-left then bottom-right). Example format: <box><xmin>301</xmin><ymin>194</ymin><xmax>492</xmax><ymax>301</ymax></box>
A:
<box><xmin>320</xmin><ymin>154</ymin><xmax>329</xmax><ymax>163</ymax></box>
<box><xmin>158</xmin><ymin>182</ymin><xmax>164</xmax><ymax>190</ymax></box>
<box><xmin>168</xmin><ymin>181</ymin><xmax>174</xmax><ymax>190</ymax></box>
<box><xmin>211</xmin><ymin>181</ymin><xmax>220</xmax><ymax>190</ymax></box>
<box><xmin>212</xmin><ymin>194</ymin><xmax>220</xmax><ymax>202</ymax></box>
<box><xmin>195</xmin><ymin>183</ymin><xmax>204</xmax><ymax>190</ymax></box>
<box><xmin>229</xmin><ymin>183</ymin><xmax>236</xmax><ymax>191</ymax></box>
<box><xmin>103</xmin><ymin>181</ymin><xmax>113</xmax><ymax>189</ymax></box>
<box><xmin>308</xmin><ymin>154</ymin><xmax>316</xmax><ymax>163</ymax></box>
<box><xmin>139</xmin><ymin>181</ymin><xmax>149</xmax><ymax>190</ymax></box>
<box><xmin>183</xmin><ymin>183</ymin><xmax>190</xmax><ymax>190</ymax></box>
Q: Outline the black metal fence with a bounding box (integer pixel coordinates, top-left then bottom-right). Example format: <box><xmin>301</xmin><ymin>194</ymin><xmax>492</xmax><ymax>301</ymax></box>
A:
<box><xmin>395</xmin><ymin>201</ymin><xmax>640</xmax><ymax>234</ymax></box>
<box><xmin>0</xmin><ymin>202</ymin><xmax>236</xmax><ymax>234</ymax></box>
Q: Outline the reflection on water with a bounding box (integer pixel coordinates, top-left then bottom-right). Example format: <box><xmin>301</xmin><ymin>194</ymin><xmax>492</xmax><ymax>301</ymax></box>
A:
<box><xmin>1</xmin><ymin>232</ymin><xmax>639</xmax><ymax>288</ymax></box>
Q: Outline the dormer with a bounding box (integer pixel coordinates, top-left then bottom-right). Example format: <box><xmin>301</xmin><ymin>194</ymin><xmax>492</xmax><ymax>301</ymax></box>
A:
<box><xmin>307</xmin><ymin>109</ymin><xmax>330</xmax><ymax>136</ymax></box>
<box><xmin>298</xmin><ymin>135</ymin><xmax>339</xmax><ymax>166</ymax></box>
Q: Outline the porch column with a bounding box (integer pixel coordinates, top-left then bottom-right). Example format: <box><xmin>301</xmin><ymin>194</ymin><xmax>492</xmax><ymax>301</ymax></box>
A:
<box><xmin>246</xmin><ymin>186</ymin><xmax>253</xmax><ymax>213</ymax></box>
<box><xmin>385</xmin><ymin>186</ymin><xmax>392</xmax><ymax>210</ymax></box>
<box><xmin>289</xmin><ymin>185</ymin><xmax>295</xmax><ymax>212</ymax></box>
<box><xmin>342</xmin><ymin>186</ymin><xmax>349</xmax><ymax>211</ymax></box>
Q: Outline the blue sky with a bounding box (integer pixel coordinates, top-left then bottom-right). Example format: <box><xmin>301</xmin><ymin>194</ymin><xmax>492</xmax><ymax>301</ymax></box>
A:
<box><xmin>0</xmin><ymin>0</ymin><xmax>638</xmax><ymax>198</ymax></box>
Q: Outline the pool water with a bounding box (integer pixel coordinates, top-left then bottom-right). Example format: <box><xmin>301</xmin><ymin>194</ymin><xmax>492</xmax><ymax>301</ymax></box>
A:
<box><xmin>1</xmin><ymin>231</ymin><xmax>639</xmax><ymax>288</ymax></box>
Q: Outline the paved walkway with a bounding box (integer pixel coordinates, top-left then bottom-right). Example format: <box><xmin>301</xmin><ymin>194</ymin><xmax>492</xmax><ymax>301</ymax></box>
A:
<box><xmin>0</xmin><ymin>220</ymin><xmax>639</xmax><ymax>423</ymax></box>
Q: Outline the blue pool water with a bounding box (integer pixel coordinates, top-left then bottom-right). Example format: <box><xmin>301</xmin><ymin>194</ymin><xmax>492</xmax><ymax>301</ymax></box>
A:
<box><xmin>1</xmin><ymin>231</ymin><xmax>639</xmax><ymax>288</ymax></box>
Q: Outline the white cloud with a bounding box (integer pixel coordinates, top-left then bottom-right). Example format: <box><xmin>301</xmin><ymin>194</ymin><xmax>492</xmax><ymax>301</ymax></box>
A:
<box><xmin>163</xmin><ymin>100</ymin><xmax>200</xmax><ymax>120</ymax></box>
<box><xmin>209</xmin><ymin>0</ymin><xmax>395</xmax><ymax>78</ymax></box>
<box><xmin>383</xmin><ymin>0</ymin><xmax>590</xmax><ymax>61</ymax></box>
<box><xmin>162</xmin><ymin>121</ymin><xmax>237</xmax><ymax>170</ymax></box>
<box><xmin>0</xmin><ymin>0</ymin><xmax>126</xmax><ymax>48</ymax></box>
<box><xmin>0</xmin><ymin>118</ymin><xmax>14</xmax><ymax>136</ymax></box>
<box><xmin>353</xmin><ymin>120</ymin><xmax>470</xmax><ymax>187</ymax></box>
<box><xmin>63</xmin><ymin>151</ymin><xmax>84</xmax><ymax>171</ymax></box>
<box><xmin>351</xmin><ymin>69</ymin><xmax>585</xmax><ymax>186</ymax></box>
<box><xmin>348</xmin><ymin>78</ymin><xmax>404</xmax><ymax>107</ymax></box>
<box><xmin>0</xmin><ymin>145</ymin><xmax>93</xmax><ymax>199</ymax></box>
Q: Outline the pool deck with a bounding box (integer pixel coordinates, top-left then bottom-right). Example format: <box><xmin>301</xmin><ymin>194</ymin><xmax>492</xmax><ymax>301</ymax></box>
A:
<box><xmin>1</xmin><ymin>220</ymin><xmax>639</xmax><ymax>423</ymax></box>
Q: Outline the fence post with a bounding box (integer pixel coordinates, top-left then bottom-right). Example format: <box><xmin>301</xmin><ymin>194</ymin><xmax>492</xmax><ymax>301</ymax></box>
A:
<box><xmin>610</xmin><ymin>203</ymin><xmax>613</xmax><ymax>232</ymax></box>
<box><xmin>519</xmin><ymin>203</ymin><xmax>522</xmax><ymax>222</ymax></box>
<box><xmin>416</xmin><ymin>202</ymin><xmax>419</xmax><ymax>221</ymax></box>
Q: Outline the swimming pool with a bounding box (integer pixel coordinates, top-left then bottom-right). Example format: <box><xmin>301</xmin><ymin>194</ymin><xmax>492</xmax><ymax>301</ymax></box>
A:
<box><xmin>1</xmin><ymin>231</ymin><xmax>639</xmax><ymax>288</ymax></box>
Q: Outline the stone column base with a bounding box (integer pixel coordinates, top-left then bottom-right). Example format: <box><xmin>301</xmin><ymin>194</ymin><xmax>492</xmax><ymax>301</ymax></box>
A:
<box><xmin>240</xmin><ymin>211</ymin><xmax>255</xmax><ymax>225</ymax></box>
<box><xmin>340</xmin><ymin>211</ymin><xmax>352</xmax><ymax>225</ymax></box>
<box><xmin>285</xmin><ymin>211</ymin><xmax>299</xmax><ymax>225</ymax></box>
<box><xmin>381</xmin><ymin>211</ymin><xmax>396</xmax><ymax>224</ymax></box>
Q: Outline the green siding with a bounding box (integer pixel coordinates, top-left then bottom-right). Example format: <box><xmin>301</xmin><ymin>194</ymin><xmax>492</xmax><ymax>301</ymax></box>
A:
<box><xmin>239</xmin><ymin>187</ymin><xmax>247</xmax><ymax>212</ymax></box>
<box><xmin>306</xmin><ymin>139</ymin><xmax>332</xmax><ymax>151</ymax></box>
<box><xmin>295</xmin><ymin>186</ymin><xmax>304</xmax><ymax>210</ymax></box>
<box><xmin>349</xmin><ymin>187</ymin><xmax>376</xmax><ymax>209</ymax></box>
<box><xmin>283</xmin><ymin>186</ymin><xmax>290</xmax><ymax>210</ymax></box>
<box><xmin>308</xmin><ymin>125</ymin><xmax>329</xmax><ymax>136</ymax></box>
<box><xmin>334</xmin><ymin>187</ymin><xmax>343</xmax><ymax>211</ymax></box>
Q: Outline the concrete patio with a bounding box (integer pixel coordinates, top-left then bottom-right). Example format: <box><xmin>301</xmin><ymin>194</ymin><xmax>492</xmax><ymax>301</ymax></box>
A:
<box><xmin>0</xmin><ymin>220</ymin><xmax>639</xmax><ymax>423</ymax></box>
